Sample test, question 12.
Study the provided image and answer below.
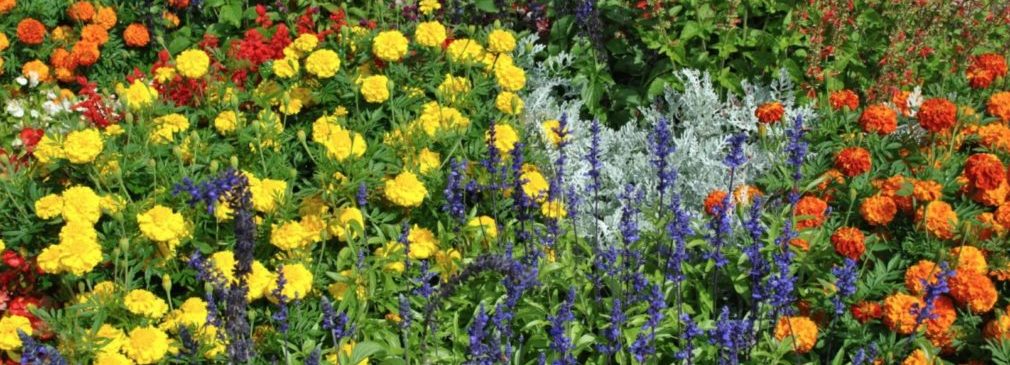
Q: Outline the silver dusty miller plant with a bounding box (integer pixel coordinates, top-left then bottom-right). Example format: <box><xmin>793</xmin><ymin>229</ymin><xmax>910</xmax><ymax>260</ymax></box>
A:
<box><xmin>513</xmin><ymin>35</ymin><xmax>817</xmax><ymax>239</ymax></box>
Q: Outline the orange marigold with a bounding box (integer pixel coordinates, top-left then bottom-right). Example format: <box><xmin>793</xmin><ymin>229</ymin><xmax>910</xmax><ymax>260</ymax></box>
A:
<box><xmin>859</xmin><ymin>104</ymin><xmax>898</xmax><ymax>135</ymax></box>
<box><xmin>703</xmin><ymin>190</ymin><xmax>728</xmax><ymax>216</ymax></box>
<box><xmin>755</xmin><ymin>101</ymin><xmax>785</xmax><ymax>124</ymax></box>
<box><xmin>0</xmin><ymin>0</ymin><xmax>14</xmax><ymax>14</ymax></box>
<box><xmin>973</xmin><ymin>53</ymin><xmax>1008</xmax><ymax>79</ymax></box>
<box><xmin>918</xmin><ymin>98</ymin><xmax>957</xmax><ymax>133</ymax></box>
<box><xmin>918</xmin><ymin>200</ymin><xmax>958</xmax><ymax>240</ymax></box>
<box><xmin>55</xmin><ymin>67</ymin><xmax>75</xmax><ymax>83</ymax></box>
<box><xmin>860</xmin><ymin>195</ymin><xmax>897</xmax><ymax>226</ymax></box>
<box><xmin>883</xmin><ymin>293</ymin><xmax>924</xmax><ymax>334</ymax></box>
<box><xmin>835</xmin><ymin>147</ymin><xmax>872</xmax><ymax>177</ymax></box>
<box><xmin>893</xmin><ymin>90</ymin><xmax>912</xmax><ymax>117</ymax></box>
<box><xmin>80</xmin><ymin>24</ymin><xmax>109</xmax><ymax>45</ymax></box>
<box><xmin>817</xmin><ymin>169</ymin><xmax>845</xmax><ymax>191</ymax></box>
<box><xmin>968</xmin><ymin>66</ymin><xmax>995</xmax><ymax>89</ymax></box>
<box><xmin>733</xmin><ymin>185</ymin><xmax>763</xmax><ymax>206</ymax></box>
<box><xmin>773</xmin><ymin>316</ymin><xmax>818</xmax><ymax>354</ymax></box>
<box><xmin>50</xmin><ymin>48</ymin><xmax>76</xmax><ymax>70</ymax></box>
<box><xmin>21</xmin><ymin>60</ymin><xmax>50</xmax><ymax>82</ymax></box>
<box><xmin>93</xmin><ymin>6</ymin><xmax>117</xmax><ymax>30</ymax></box>
<box><xmin>794</xmin><ymin>196</ymin><xmax>828</xmax><ymax>230</ymax></box>
<box><xmin>16</xmin><ymin>18</ymin><xmax>46</xmax><ymax>45</ymax></box>
<box><xmin>996</xmin><ymin>203</ymin><xmax>1010</xmax><ymax>229</ymax></box>
<box><xmin>973</xmin><ymin>211</ymin><xmax>1006</xmax><ymax>241</ymax></box>
<box><xmin>949</xmin><ymin>269</ymin><xmax>997</xmax><ymax>313</ymax></box>
<box><xmin>851</xmin><ymin>301</ymin><xmax>882</xmax><ymax>323</ymax></box>
<box><xmin>68</xmin><ymin>1</ymin><xmax>96</xmax><ymax>22</ymax></box>
<box><xmin>950</xmin><ymin>245</ymin><xmax>988</xmax><ymax>274</ymax></box>
<box><xmin>876</xmin><ymin>175</ymin><xmax>913</xmax><ymax>212</ymax></box>
<box><xmin>971</xmin><ymin>180</ymin><xmax>1008</xmax><ymax>207</ymax></box>
<box><xmin>124</xmin><ymin>23</ymin><xmax>150</xmax><ymax>47</ymax></box>
<box><xmin>987</xmin><ymin>91</ymin><xmax>1010</xmax><ymax>123</ymax></box>
<box><xmin>964</xmin><ymin>153</ymin><xmax>1006</xmax><ymax>191</ymax></box>
<box><xmin>902</xmin><ymin>349</ymin><xmax>933</xmax><ymax>365</ymax></box>
<box><xmin>904</xmin><ymin>259</ymin><xmax>940</xmax><ymax>295</ymax></box>
<box><xmin>71</xmin><ymin>41</ymin><xmax>100</xmax><ymax>66</ymax></box>
<box><xmin>829</xmin><ymin>89</ymin><xmax>859</xmax><ymax>111</ymax></box>
<box><xmin>925</xmin><ymin>296</ymin><xmax>957</xmax><ymax>338</ymax></box>
<box><xmin>984</xmin><ymin>308</ymin><xmax>1010</xmax><ymax>339</ymax></box>
<box><xmin>830</xmin><ymin>226</ymin><xmax>865</xmax><ymax>260</ymax></box>
<box><xmin>978</xmin><ymin>123</ymin><xmax>1010</xmax><ymax>152</ymax></box>
<box><xmin>912</xmin><ymin>179</ymin><xmax>943</xmax><ymax>202</ymax></box>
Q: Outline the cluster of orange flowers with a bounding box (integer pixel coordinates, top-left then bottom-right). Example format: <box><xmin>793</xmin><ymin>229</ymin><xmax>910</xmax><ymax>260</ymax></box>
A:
<box><xmin>966</xmin><ymin>53</ymin><xmax>1009</xmax><ymax>89</ymax></box>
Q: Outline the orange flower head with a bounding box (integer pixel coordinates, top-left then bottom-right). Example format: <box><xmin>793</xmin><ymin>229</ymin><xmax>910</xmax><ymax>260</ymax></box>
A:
<box><xmin>984</xmin><ymin>309</ymin><xmax>1010</xmax><ymax>340</ymax></box>
<box><xmin>968</xmin><ymin>66</ymin><xmax>995</xmax><ymax>89</ymax></box>
<box><xmin>703</xmin><ymin>190</ymin><xmax>728</xmax><ymax>216</ymax></box>
<box><xmin>851</xmin><ymin>301</ymin><xmax>882</xmax><ymax>323</ymax></box>
<box><xmin>795</xmin><ymin>196</ymin><xmax>828</xmax><ymax>230</ymax></box>
<box><xmin>860</xmin><ymin>195</ymin><xmax>897</xmax><ymax>226</ymax></box>
<box><xmin>949</xmin><ymin>269</ymin><xmax>997</xmax><ymax>313</ymax></box>
<box><xmin>71</xmin><ymin>41</ymin><xmax>101</xmax><ymax>67</ymax></box>
<box><xmin>883</xmin><ymin>293</ymin><xmax>924</xmax><ymax>334</ymax></box>
<box><xmin>829</xmin><ymin>89</ymin><xmax>859</xmax><ymax>111</ymax></box>
<box><xmin>788</xmin><ymin>238</ymin><xmax>809</xmax><ymax>251</ymax></box>
<box><xmin>973</xmin><ymin>211</ymin><xmax>1006</xmax><ymax>241</ymax></box>
<box><xmin>950</xmin><ymin>245</ymin><xmax>987</xmax><ymax>274</ymax></box>
<box><xmin>893</xmin><ymin>90</ymin><xmax>912</xmax><ymax>116</ymax></box>
<box><xmin>21</xmin><ymin>60</ymin><xmax>50</xmax><ymax>82</ymax></box>
<box><xmin>16</xmin><ymin>18</ymin><xmax>46</xmax><ymax>45</ymax></box>
<box><xmin>80</xmin><ymin>24</ymin><xmax>109</xmax><ymax>45</ymax></box>
<box><xmin>124</xmin><ymin>23</ymin><xmax>150</xmax><ymax>47</ymax></box>
<box><xmin>755</xmin><ymin>101</ymin><xmax>785</xmax><ymax>124</ymax></box>
<box><xmin>964</xmin><ymin>153</ymin><xmax>1006</xmax><ymax>191</ymax></box>
<box><xmin>987</xmin><ymin>91</ymin><xmax>1010</xmax><ymax>123</ymax></box>
<box><xmin>902</xmin><ymin>349</ymin><xmax>933</xmax><ymax>365</ymax></box>
<box><xmin>817</xmin><ymin>169</ymin><xmax>845</xmax><ymax>191</ymax></box>
<box><xmin>912</xmin><ymin>179</ymin><xmax>943</xmax><ymax>202</ymax></box>
<box><xmin>835</xmin><ymin>147</ymin><xmax>872</xmax><ymax>177</ymax></box>
<box><xmin>995</xmin><ymin>203</ymin><xmax>1010</xmax><ymax>229</ymax></box>
<box><xmin>971</xmin><ymin>180</ymin><xmax>1008</xmax><ymax>207</ymax></box>
<box><xmin>50</xmin><ymin>48</ymin><xmax>76</xmax><ymax>70</ymax></box>
<box><xmin>830</xmin><ymin>226</ymin><xmax>865</xmax><ymax>260</ymax></box>
<box><xmin>904</xmin><ymin>260</ymin><xmax>940</xmax><ymax>295</ymax></box>
<box><xmin>733</xmin><ymin>185</ymin><xmax>763</xmax><ymax>206</ymax></box>
<box><xmin>0</xmin><ymin>0</ymin><xmax>14</xmax><ymax>14</ymax></box>
<box><xmin>973</xmin><ymin>53</ymin><xmax>1008</xmax><ymax>78</ymax></box>
<box><xmin>918</xmin><ymin>98</ymin><xmax>958</xmax><ymax>133</ymax></box>
<box><xmin>773</xmin><ymin>316</ymin><xmax>818</xmax><ymax>354</ymax></box>
<box><xmin>68</xmin><ymin>1</ymin><xmax>96</xmax><ymax>21</ymax></box>
<box><xmin>978</xmin><ymin>123</ymin><xmax>1010</xmax><ymax>152</ymax></box>
<box><xmin>917</xmin><ymin>200</ymin><xmax>958</xmax><ymax>240</ymax></box>
<box><xmin>925</xmin><ymin>295</ymin><xmax>957</xmax><ymax>338</ymax></box>
<box><xmin>859</xmin><ymin>104</ymin><xmax>898</xmax><ymax>135</ymax></box>
<box><xmin>94</xmin><ymin>6</ymin><xmax>117</xmax><ymax>30</ymax></box>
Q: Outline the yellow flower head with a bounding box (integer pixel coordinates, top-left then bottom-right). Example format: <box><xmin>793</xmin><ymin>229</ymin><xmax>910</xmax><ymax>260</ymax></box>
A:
<box><xmin>95</xmin><ymin>324</ymin><xmax>127</xmax><ymax>355</ymax></box>
<box><xmin>247</xmin><ymin>173</ymin><xmax>287</xmax><ymax>213</ymax></box>
<box><xmin>415</xmin><ymin>21</ymin><xmax>447</xmax><ymax>48</ymax></box>
<box><xmin>330</xmin><ymin>207</ymin><xmax>365</xmax><ymax>241</ymax></box>
<box><xmin>268</xmin><ymin>263</ymin><xmax>314</xmax><ymax>301</ymax></box>
<box><xmin>61</xmin><ymin>185</ymin><xmax>102</xmax><ymax>224</ymax></box>
<box><xmin>542</xmin><ymin>199</ymin><xmax>567</xmax><ymax>219</ymax></box>
<box><xmin>495</xmin><ymin>64</ymin><xmax>526</xmax><ymax>92</ymax></box>
<box><xmin>313</xmin><ymin>116</ymin><xmax>367</xmax><ymax>161</ymax></box>
<box><xmin>35</xmin><ymin>193</ymin><xmax>64</xmax><ymax>220</ymax></box>
<box><xmin>0</xmin><ymin>315</ymin><xmax>32</xmax><ymax>351</ymax></box>
<box><xmin>384</xmin><ymin>171</ymin><xmax>427</xmax><ymax>208</ymax></box>
<box><xmin>124</xmin><ymin>80</ymin><xmax>158</xmax><ymax>110</ymax></box>
<box><xmin>487</xmin><ymin>29</ymin><xmax>516</xmax><ymax>54</ymax></box>
<box><xmin>272</xmin><ymin>56</ymin><xmax>300</xmax><ymax>79</ymax></box>
<box><xmin>270</xmin><ymin>220</ymin><xmax>314</xmax><ymax>250</ymax></box>
<box><xmin>467</xmin><ymin>216</ymin><xmax>498</xmax><ymax>239</ymax></box>
<box><xmin>137</xmin><ymin>205</ymin><xmax>187</xmax><ymax>248</ymax></box>
<box><xmin>33</xmin><ymin>135</ymin><xmax>65</xmax><ymax>164</ymax></box>
<box><xmin>214</xmin><ymin>110</ymin><xmax>241</xmax><ymax>134</ymax></box>
<box><xmin>292</xmin><ymin>33</ymin><xmax>319</xmax><ymax>53</ymax></box>
<box><xmin>151</xmin><ymin>113</ymin><xmax>190</xmax><ymax>144</ymax></box>
<box><xmin>486</xmin><ymin>123</ymin><xmax>519</xmax><ymax>156</ymax></box>
<box><xmin>447</xmin><ymin>39</ymin><xmax>485</xmax><ymax>63</ymax></box>
<box><xmin>407</xmin><ymin>225</ymin><xmax>439</xmax><ymax>260</ymax></box>
<box><xmin>372</xmin><ymin>30</ymin><xmax>410</xmax><ymax>62</ymax></box>
<box><xmin>495</xmin><ymin>91</ymin><xmax>524</xmax><ymax>115</ymax></box>
<box><xmin>161</xmin><ymin>297</ymin><xmax>208</xmax><ymax>330</ymax></box>
<box><xmin>360</xmin><ymin>75</ymin><xmax>390</xmax><ymax>103</ymax></box>
<box><xmin>176</xmin><ymin>49</ymin><xmax>210</xmax><ymax>79</ymax></box>
<box><xmin>63</xmin><ymin>128</ymin><xmax>104</xmax><ymax>164</ymax></box>
<box><xmin>123</xmin><ymin>326</ymin><xmax>169</xmax><ymax>364</ymax></box>
<box><xmin>305</xmin><ymin>49</ymin><xmax>341</xmax><ymax>78</ymax></box>
<box><xmin>419</xmin><ymin>0</ymin><xmax>441</xmax><ymax>15</ymax></box>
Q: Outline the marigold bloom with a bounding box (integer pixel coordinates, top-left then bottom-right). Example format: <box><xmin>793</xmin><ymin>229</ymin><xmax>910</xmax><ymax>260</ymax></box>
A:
<box><xmin>123</xmin><ymin>326</ymin><xmax>169</xmax><ymax>364</ymax></box>
<box><xmin>68</xmin><ymin>1</ymin><xmax>96</xmax><ymax>21</ymax></box>
<box><xmin>893</xmin><ymin>90</ymin><xmax>912</xmax><ymax>116</ymax></box>
<box><xmin>988</xmin><ymin>91</ymin><xmax>1010</xmax><ymax>123</ymax></box>
<box><xmin>414</xmin><ymin>21</ymin><xmax>447</xmax><ymax>48</ymax></box>
<box><xmin>372</xmin><ymin>30</ymin><xmax>410</xmax><ymax>62</ymax></box>
<box><xmin>918</xmin><ymin>200</ymin><xmax>958</xmax><ymax>239</ymax></box>
<box><xmin>305</xmin><ymin>49</ymin><xmax>341</xmax><ymax>78</ymax></box>
<box><xmin>830</xmin><ymin>226</ymin><xmax>865</xmax><ymax>260</ymax></box>
<box><xmin>902</xmin><ymin>349</ymin><xmax>932</xmax><ymax>365</ymax></box>
<box><xmin>835</xmin><ymin>147</ymin><xmax>872</xmax><ymax>177</ymax></box>
<box><xmin>883</xmin><ymin>293</ymin><xmax>923</xmax><ymax>334</ymax></box>
<box><xmin>964</xmin><ymin>153</ymin><xmax>1006</xmax><ymax>190</ymax></box>
<box><xmin>985</xmin><ymin>309</ymin><xmax>1010</xmax><ymax>339</ymax></box>
<box><xmin>794</xmin><ymin>196</ymin><xmax>828</xmax><ymax>230</ymax></box>
<box><xmin>851</xmin><ymin>301</ymin><xmax>882</xmax><ymax>323</ymax></box>
<box><xmin>905</xmin><ymin>260</ymin><xmax>941</xmax><ymax>295</ymax></box>
<box><xmin>0</xmin><ymin>315</ymin><xmax>32</xmax><ymax>350</ymax></box>
<box><xmin>950</xmin><ymin>245</ymin><xmax>987</xmax><ymax>274</ymax></box>
<box><xmin>487</xmin><ymin>29</ymin><xmax>516</xmax><ymax>54</ymax></box>
<box><xmin>859</xmin><ymin>104</ymin><xmax>898</xmax><ymax>135</ymax></box>
<box><xmin>123</xmin><ymin>23</ymin><xmax>150</xmax><ymax>47</ymax></box>
<box><xmin>703</xmin><ymin>190</ymin><xmax>728</xmax><ymax>216</ymax></box>
<box><xmin>175</xmin><ymin>49</ymin><xmax>209</xmax><ymax>79</ymax></box>
<box><xmin>925</xmin><ymin>296</ymin><xmax>957</xmax><ymax>338</ymax></box>
<box><xmin>71</xmin><ymin>41</ymin><xmax>101</xmax><ymax>66</ymax></box>
<box><xmin>123</xmin><ymin>289</ymin><xmax>168</xmax><ymax>319</ymax></box>
<box><xmin>755</xmin><ymin>101</ymin><xmax>785</xmax><ymax>124</ymax></box>
<box><xmin>773</xmin><ymin>316</ymin><xmax>818</xmax><ymax>354</ymax></box>
<box><xmin>917</xmin><ymin>98</ymin><xmax>957</xmax><ymax>133</ymax></box>
<box><xmin>972</xmin><ymin>53</ymin><xmax>1008</xmax><ymax>79</ymax></box>
<box><xmin>972</xmin><ymin>180</ymin><xmax>1008</xmax><ymax>207</ymax></box>
<box><xmin>949</xmin><ymin>269</ymin><xmax>997</xmax><ymax>313</ymax></box>
<box><xmin>978</xmin><ymin>123</ymin><xmax>1010</xmax><ymax>152</ymax></box>
<box><xmin>359</xmin><ymin>75</ymin><xmax>390</xmax><ymax>103</ymax></box>
<box><xmin>860</xmin><ymin>195</ymin><xmax>897</xmax><ymax>226</ymax></box>
<box><xmin>384</xmin><ymin>171</ymin><xmax>427</xmax><ymax>208</ymax></box>
<box><xmin>996</xmin><ymin>203</ymin><xmax>1010</xmax><ymax>229</ymax></box>
<box><xmin>21</xmin><ymin>60</ymin><xmax>50</xmax><ymax>82</ymax></box>
<box><xmin>81</xmin><ymin>24</ymin><xmax>109</xmax><ymax>45</ymax></box>
<box><xmin>829</xmin><ymin>89</ymin><xmax>859</xmax><ymax>110</ymax></box>
<box><xmin>16</xmin><ymin>19</ymin><xmax>46</xmax><ymax>45</ymax></box>
<box><xmin>94</xmin><ymin>6</ymin><xmax>117</xmax><ymax>30</ymax></box>
<box><xmin>0</xmin><ymin>0</ymin><xmax>14</xmax><ymax>14</ymax></box>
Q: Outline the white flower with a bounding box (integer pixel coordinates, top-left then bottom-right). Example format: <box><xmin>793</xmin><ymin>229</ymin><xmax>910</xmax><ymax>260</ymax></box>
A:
<box><xmin>15</xmin><ymin>77</ymin><xmax>27</xmax><ymax>86</ymax></box>
<box><xmin>6</xmin><ymin>100</ymin><xmax>25</xmax><ymax>118</ymax></box>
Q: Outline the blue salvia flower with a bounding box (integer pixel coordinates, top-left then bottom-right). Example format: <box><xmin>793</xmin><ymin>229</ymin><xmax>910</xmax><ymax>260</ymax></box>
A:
<box><xmin>630</xmin><ymin>284</ymin><xmax>665</xmax><ymax>362</ymax></box>
<box><xmin>482</xmin><ymin>124</ymin><xmax>504</xmax><ymax>190</ymax></box>
<box><xmin>665</xmin><ymin>194</ymin><xmax>693</xmax><ymax>284</ymax></box>
<box><xmin>649</xmin><ymin>117</ymin><xmax>676</xmax><ymax>199</ymax></box>
<box><xmin>399</xmin><ymin>294</ymin><xmax>412</xmax><ymax>330</ymax></box>
<box><xmin>177</xmin><ymin>326</ymin><xmax>199</xmax><ymax>358</ymax></box>
<box><xmin>596</xmin><ymin>298</ymin><xmax>625</xmax><ymax>355</ymax></box>
<box><xmin>547</xmin><ymin>287</ymin><xmax>576</xmax><ymax>365</ymax></box>
<box><xmin>586</xmin><ymin>119</ymin><xmax>603</xmax><ymax>195</ymax></box>
<box><xmin>913</xmin><ymin>262</ymin><xmax>953</xmax><ymax>327</ymax></box>
<box><xmin>510</xmin><ymin>142</ymin><xmax>535</xmax><ymax>245</ymax></box>
<box><xmin>356</xmin><ymin>182</ymin><xmax>368</xmax><ymax>208</ymax></box>
<box><xmin>768</xmin><ymin>220</ymin><xmax>797</xmax><ymax>316</ymax></box>
<box><xmin>851</xmin><ymin>343</ymin><xmax>879</xmax><ymax>365</ymax></box>
<box><xmin>784</xmin><ymin>114</ymin><xmax>809</xmax><ymax>202</ymax></box>
<box><xmin>709</xmin><ymin>306</ymin><xmax>754</xmax><ymax>365</ymax></box>
<box><xmin>399</xmin><ymin>221</ymin><xmax>411</xmax><ymax>271</ymax></box>
<box><xmin>675</xmin><ymin>313</ymin><xmax>702</xmax><ymax>364</ymax></box>
<box><xmin>18</xmin><ymin>330</ymin><xmax>67</xmax><ymax>365</ymax></box>
<box><xmin>443</xmin><ymin>158</ymin><xmax>468</xmax><ymax>225</ymax></box>
<box><xmin>742</xmin><ymin>196</ymin><xmax>768</xmax><ymax>304</ymax></box>
<box><xmin>321</xmin><ymin>297</ymin><xmax>354</xmax><ymax>348</ymax></box>
<box><xmin>723</xmin><ymin>134</ymin><xmax>748</xmax><ymax>169</ymax></box>
<box><xmin>491</xmin><ymin>303</ymin><xmax>513</xmax><ymax>361</ymax></box>
<box><xmin>831</xmin><ymin>258</ymin><xmax>859</xmax><ymax>315</ymax></box>
<box><xmin>271</xmin><ymin>265</ymin><xmax>289</xmax><ymax>334</ymax></box>
<box><xmin>173</xmin><ymin>168</ymin><xmax>245</xmax><ymax>214</ymax></box>
<box><xmin>414</xmin><ymin>260</ymin><xmax>435</xmax><ymax>299</ymax></box>
<box><xmin>467</xmin><ymin>304</ymin><xmax>494</xmax><ymax>365</ymax></box>
<box><xmin>565</xmin><ymin>185</ymin><xmax>580</xmax><ymax>221</ymax></box>
<box><xmin>305</xmin><ymin>348</ymin><xmax>321</xmax><ymax>365</ymax></box>
<box><xmin>618</xmin><ymin>184</ymin><xmax>643</xmax><ymax>245</ymax></box>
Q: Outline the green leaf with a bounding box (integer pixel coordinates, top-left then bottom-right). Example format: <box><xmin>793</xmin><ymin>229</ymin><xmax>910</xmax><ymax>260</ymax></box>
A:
<box><xmin>220</xmin><ymin>3</ymin><xmax>243</xmax><ymax>28</ymax></box>
<box><xmin>474</xmin><ymin>0</ymin><xmax>497</xmax><ymax>13</ymax></box>
<box><xmin>349</xmin><ymin>341</ymin><xmax>384</xmax><ymax>364</ymax></box>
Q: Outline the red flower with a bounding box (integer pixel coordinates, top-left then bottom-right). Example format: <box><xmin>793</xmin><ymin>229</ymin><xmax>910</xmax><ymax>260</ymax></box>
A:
<box><xmin>852</xmin><ymin>301</ymin><xmax>883</xmax><ymax>323</ymax></box>
<box><xmin>18</xmin><ymin>128</ymin><xmax>44</xmax><ymax>153</ymax></box>
<box><xmin>2</xmin><ymin>251</ymin><xmax>26</xmax><ymax>270</ymax></box>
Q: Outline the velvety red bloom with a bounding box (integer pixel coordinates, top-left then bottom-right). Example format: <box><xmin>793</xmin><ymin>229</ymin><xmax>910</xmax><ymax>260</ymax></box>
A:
<box><xmin>18</xmin><ymin>128</ymin><xmax>44</xmax><ymax>153</ymax></box>
<box><xmin>73</xmin><ymin>77</ymin><xmax>121</xmax><ymax>128</ymax></box>
<box><xmin>296</xmin><ymin>6</ymin><xmax>319</xmax><ymax>35</ymax></box>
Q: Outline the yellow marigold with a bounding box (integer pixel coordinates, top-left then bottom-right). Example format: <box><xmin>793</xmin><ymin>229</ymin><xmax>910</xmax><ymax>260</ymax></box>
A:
<box><xmin>247</xmin><ymin>174</ymin><xmax>287</xmax><ymax>213</ymax></box>
<box><xmin>883</xmin><ymin>293</ymin><xmax>924</xmax><ymax>334</ymax></box>
<box><xmin>124</xmin><ymin>80</ymin><xmax>158</xmax><ymax>110</ymax></box>
<box><xmin>415</xmin><ymin>21</ymin><xmax>446</xmax><ymax>47</ymax></box>
<box><xmin>313</xmin><ymin>116</ymin><xmax>367</xmax><ymax>161</ymax></box>
<box><xmin>541</xmin><ymin>199</ymin><xmax>567</xmax><ymax>219</ymax></box>
<box><xmin>292</xmin><ymin>33</ymin><xmax>318</xmax><ymax>53</ymax></box>
<box><xmin>124</xmin><ymin>289</ymin><xmax>168</xmax><ymax>319</ymax></box>
<box><xmin>987</xmin><ymin>91</ymin><xmax>1010</xmax><ymax>122</ymax></box>
<box><xmin>94</xmin><ymin>6</ymin><xmax>117</xmax><ymax>30</ymax></box>
<box><xmin>360</xmin><ymin>75</ymin><xmax>390</xmax><ymax>103</ymax></box>
<box><xmin>161</xmin><ymin>297</ymin><xmax>207</xmax><ymax>330</ymax></box>
<box><xmin>414</xmin><ymin>148</ymin><xmax>441</xmax><ymax>174</ymax></box>
<box><xmin>247</xmin><ymin>261</ymin><xmax>273</xmax><ymax>301</ymax></box>
<box><xmin>328</xmin><ymin>270</ymin><xmax>367</xmax><ymax>301</ymax></box>
<box><xmin>437</xmin><ymin>74</ymin><xmax>471</xmax><ymax>103</ymax></box>
<box><xmin>0</xmin><ymin>315</ymin><xmax>32</xmax><ymax>350</ymax></box>
<box><xmin>487</xmin><ymin>123</ymin><xmax>519</xmax><ymax>156</ymax></box>
<box><xmin>137</xmin><ymin>205</ymin><xmax>187</xmax><ymax>244</ymax></box>
<box><xmin>272</xmin><ymin>56</ymin><xmax>300</xmax><ymax>78</ymax></box>
<box><xmin>305</xmin><ymin>49</ymin><xmax>341</xmax><ymax>78</ymax></box>
<box><xmin>95</xmin><ymin>353</ymin><xmax>132</xmax><ymax>365</ymax></box>
<box><xmin>436</xmin><ymin>248</ymin><xmax>462</xmax><ymax>274</ymax></box>
<box><xmin>22</xmin><ymin>59</ymin><xmax>50</xmax><ymax>82</ymax></box>
<box><xmin>123</xmin><ymin>326</ymin><xmax>169</xmax><ymax>364</ymax></box>
<box><xmin>521</xmin><ymin>166</ymin><xmax>549</xmax><ymax>201</ymax></box>
<box><xmin>94</xmin><ymin>324</ymin><xmax>126</xmax><ymax>354</ymax></box>
<box><xmin>175</xmin><ymin>49</ymin><xmax>210</xmax><ymax>79</ymax></box>
<box><xmin>447</xmin><ymin>39</ymin><xmax>485</xmax><ymax>63</ymax></box>
<box><xmin>408</xmin><ymin>225</ymin><xmax>438</xmax><ymax>260</ymax></box>
<box><xmin>151</xmin><ymin>113</ymin><xmax>190</xmax><ymax>143</ymax></box>
<box><xmin>33</xmin><ymin>135</ymin><xmax>64</xmax><ymax>164</ymax></box>
<box><xmin>495</xmin><ymin>91</ymin><xmax>524</xmax><ymax>115</ymax></box>
<box><xmin>467</xmin><ymin>216</ymin><xmax>498</xmax><ymax>239</ymax></box>
<box><xmin>902</xmin><ymin>349</ymin><xmax>933</xmax><ymax>365</ymax></box>
<box><xmin>62</xmin><ymin>128</ymin><xmax>104</xmax><ymax>164</ymax></box>
<box><xmin>35</xmin><ymin>194</ymin><xmax>64</xmax><ymax>219</ymax></box>
<box><xmin>154</xmin><ymin>66</ymin><xmax>176</xmax><ymax>83</ymax></box>
<box><xmin>373</xmin><ymin>30</ymin><xmax>409</xmax><ymax>62</ymax></box>
<box><xmin>951</xmin><ymin>245</ymin><xmax>987</xmax><ymax>274</ymax></box>
<box><xmin>57</xmin><ymin>226</ymin><xmax>103</xmax><ymax>275</ymax></box>
<box><xmin>0</xmin><ymin>33</ymin><xmax>8</xmax><ymax>51</ymax></box>
<box><xmin>495</xmin><ymin>64</ymin><xmax>526</xmax><ymax>92</ymax></box>
<box><xmin>269</xmin><ymin>263</ymin><xmax>313</xmax><ymax>300</ymax></box>
<box><xmin>384</xmin><ymin>171</ymin><xmax>427</xmax><ymax>208</ymax></box>
<box><xmin>918</xmin><ymin>200</ymin><xmax>958</xmax><ymax>240</ymax></box>
<box><xmin>270</xmin><ymin>220</ymin><xmax>313</xmax><ymax>250</ymax></box>
<box><xmin>950</xmin><ymin>269</ymin><xmax>997</xmax><ymax>313</ymax></box>
<box><xmin>328</xmin><ymin>207</ymin><xmax>365</xmax><ymax>241</ymax></box>
<box><xmin>210</xmin><ymin>251</ymin><xmax>238</xmax><ymax>284</ymax></box>
<box><xmin>487</xmin><ymin>29</ymin><xmax>516</xmax><ymax>54</ymax></box>
<box><xmin>61</xmin><ymin>185</ymin><xmax>102</xmax><ymax>224</ymax></box>
<box><xmin>214</xmin><ymin>110</ymin><xmax>240</xmax><ymax>134</ymax></box>
<box><xmin>419</xmin><ymin>0</ymin><xmax>441</xmax><ymax>14</ymax></box>
<box><xmin>773</xmin><ymin>316</ymin><xmax>818</xmax><ymax>354</ymax></box>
